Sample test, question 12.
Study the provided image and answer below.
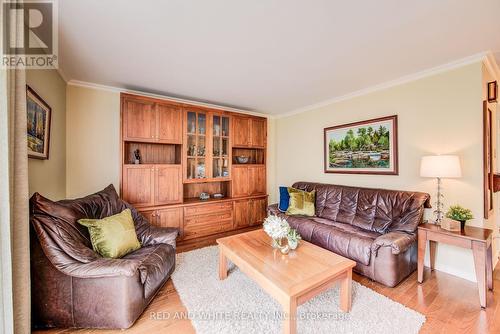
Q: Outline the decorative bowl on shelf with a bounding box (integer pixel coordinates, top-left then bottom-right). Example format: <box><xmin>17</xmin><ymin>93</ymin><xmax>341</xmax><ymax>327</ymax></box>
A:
<box><xmin>236</xmin><ymin>156</ymin><xmax>249</xmax><ymax>164</ymax></box>
<box><xmin>213</xmin><ymin>193</ymin><xmax>224</xmax><ymax>199</ymax></box>
<box><xmin>199</xmin><ymin>192</ymin><xmax>210</xmax><ymax>200</ymax></box>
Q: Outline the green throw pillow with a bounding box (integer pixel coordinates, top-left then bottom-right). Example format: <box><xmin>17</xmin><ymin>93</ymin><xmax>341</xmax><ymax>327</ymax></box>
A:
<box><xmin>286</xmin><ymin>188</ymin><xmax>316</xmax><ymax>216</ymax></box>
<box><xmin>78</xmin><ymin>209</ymin><xmax>141</xmax><ymax>259</ymax></box>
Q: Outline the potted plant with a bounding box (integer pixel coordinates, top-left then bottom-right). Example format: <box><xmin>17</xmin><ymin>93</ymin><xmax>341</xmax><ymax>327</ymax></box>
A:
<box><xmin>287</xmin><ymin>228</ymin><xmax>302</xmax><ymax>250</ymax></box>
<box><xmin>445</xmin><ymin>205</ymin><xmax>473</xmax><ymax>230</ymax></box>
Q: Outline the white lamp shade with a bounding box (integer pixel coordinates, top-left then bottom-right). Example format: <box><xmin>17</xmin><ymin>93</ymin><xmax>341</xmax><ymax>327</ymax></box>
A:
<box><xmin>420</xmin><ymin>155</ymin><xmax>462</xmax><ymax>178</ymax></box>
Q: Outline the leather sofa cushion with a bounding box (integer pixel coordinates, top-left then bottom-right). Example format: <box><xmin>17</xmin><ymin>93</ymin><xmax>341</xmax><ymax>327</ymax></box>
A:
<box><xmin>124</xmin><ymin>244</ymin><xmax>175</xmax><ymax>300</ymax></box>
<box><xmin>285</xmin><ymin>215</ymin><xmax>377</xmax><ymax>265</ymax></box>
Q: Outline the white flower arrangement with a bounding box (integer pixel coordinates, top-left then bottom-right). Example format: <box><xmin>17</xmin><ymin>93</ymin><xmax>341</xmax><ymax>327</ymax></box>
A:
<box><xmin>263</xmin><ymin>215</ymin><xmax>290</xmax><ymax>239</ymax></box>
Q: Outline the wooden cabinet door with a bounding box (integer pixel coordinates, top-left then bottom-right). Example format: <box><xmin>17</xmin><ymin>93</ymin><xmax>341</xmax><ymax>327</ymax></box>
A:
<box><xmin>138</xmin><ymin>209</ymin><xmax>156</xmax><ymax>225</ymax></box>
<box><xmin>250</xmin><ymin>118</ymin><xmax>266</xmax><ymax>148</ymax></box>
<box><xmin>157</xmin><ymin>103</ymin><xmax>182</xmax><ymax>144</ymax></box>
<box><xmin>156</xmin><ymin>207</ymin><xmax>183</xmax><ymax>238</ymax></box>
<box><xmin>231</xmin><ymin>166</ymin><xmax>249</xmax><ymax>197</ymax></box>
<box><xmin>233</xmin><ymin>116</ymin><xmax>250</xmax><ymax>147</ymax></box>
<box><xmin>248</xmin><ymin>166</ymin><xmax>266</xmax><ymax>195</ymax></box>
<box><xmin>234</xmin><ymin>199</ymin><xmax>250</xmax><ymax>228</ymax></box>
<box><xmin>122</xmin><ymin>165</ymin><xmax>154</xmax><ymax>207</ymax></box>
<box><xmin>250</xmin><ymin>197</ymin><xmax>267</xmax><ymax>226</ymax></box>
<box><xmin>155</xmin><ymin>165</ymin><xmax>182</xmax><ymax>205</ymax></box>
<box><xmin>122</xmin><ymin>98</ymin><xmax>156</xmax><ymax>141</ymax></box>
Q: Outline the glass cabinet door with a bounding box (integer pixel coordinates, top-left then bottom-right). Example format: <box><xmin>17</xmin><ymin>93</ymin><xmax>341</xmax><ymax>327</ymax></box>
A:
<box><xmin>186</xmin><ymin>110</ymin><xmax>207</xmax><ymax>180</ymax></box>
<box><xmin>212</xmin><ymin>115</ymin><xmax>230</xmax><ymax>178</ymax></box>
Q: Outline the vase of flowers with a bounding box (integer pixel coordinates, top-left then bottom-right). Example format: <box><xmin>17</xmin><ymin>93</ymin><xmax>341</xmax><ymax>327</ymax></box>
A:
<box><xmin>287</xmin><ymin>228</ymin><xmax>302</xmax><ymax>250</ymax></box>
<box><xmin>445</xmin><ymin>205</ymin><xmax>473</xmax><ymax>230</ymax></box>
<box><xmin>263</xmin><ymin>215</ymin><xmax>291</xmax><ymax>254</ymax></box>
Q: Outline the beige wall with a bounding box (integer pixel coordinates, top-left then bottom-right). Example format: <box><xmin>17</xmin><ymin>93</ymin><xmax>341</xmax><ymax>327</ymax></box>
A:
<box><xmin>27</xmin><ymin>69</ymin><xmax>66</xmax><ymax>200</ymax></box>
<box><xmin>66</xmin><ymin>85</ymin><xmax>120</xmax><ymax>198</ymax></box>
<box><xmin>274</xmin><ymin>62</ymin><xmax>486</xmax><ymax>281</ymax></box>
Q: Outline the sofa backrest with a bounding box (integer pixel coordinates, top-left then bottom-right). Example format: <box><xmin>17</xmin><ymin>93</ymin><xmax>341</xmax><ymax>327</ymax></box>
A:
<box><xmin>292</xmin><ymin>182</ymin><xmax>431</xmax><ymax>234</ymax></box>
<box><xmin>29</xmin><ymin>184</ymin><xmax>150</xmax><ymax>266</ymax></box>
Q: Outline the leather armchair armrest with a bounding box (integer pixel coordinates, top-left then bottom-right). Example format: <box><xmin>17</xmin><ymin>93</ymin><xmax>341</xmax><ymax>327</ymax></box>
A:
<box><xmin>372</xmin><ymin>232</ymin><xmax>416</xmax><ymax>255</ymax></box>
<box><xmin>57</xmin><ymin>258</ymin><xmax>141</xmax><ymax>279</ymax></box>
<box><xmin>139</xmin><ymin>226</ymin><xmax>179</xmax><ymax>249</ymax></box>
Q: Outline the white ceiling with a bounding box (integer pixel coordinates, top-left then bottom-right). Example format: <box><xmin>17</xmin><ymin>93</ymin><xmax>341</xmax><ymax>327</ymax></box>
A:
<box><xmin>59</xmin><ymin>0</ymin><xmax>500</xmax><ymax>114</ymax></box>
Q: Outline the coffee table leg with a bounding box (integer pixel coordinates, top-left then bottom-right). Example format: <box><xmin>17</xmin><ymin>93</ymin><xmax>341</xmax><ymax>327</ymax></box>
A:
<box><xmin>282</xmin><ymin>298</ymin><xmax>297</xmax><ymax>334</ymax></box>
<box><xmin>218</xmin><ymin>247</ymin><xmax>227</xmax><ymax>280</ymax></box>
<box><xmin>340</xmin><ymin>270</ymin><xmax>352</xmax><ymax>312</ymax></box>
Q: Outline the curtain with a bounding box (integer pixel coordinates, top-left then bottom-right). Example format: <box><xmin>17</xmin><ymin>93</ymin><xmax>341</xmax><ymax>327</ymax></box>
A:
<box><xmin>0</xmin><ymin>1</ymin><xmax>31</xmax><ymax>333</ymax></box>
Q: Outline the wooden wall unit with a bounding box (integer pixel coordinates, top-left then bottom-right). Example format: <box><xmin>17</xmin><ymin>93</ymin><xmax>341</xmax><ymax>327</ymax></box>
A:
<box><xmin>232</xmin><ymin>115</ymin><xmax>267</xmax><ymax>148</ymax></box>
<box><xmin>231</xmin><ymin>165</ymin><xmax>266</xmax><ymax>197</ymax></box>
<box><xmin>121</xmin><ymin>93</ymin><xmax>268</xmax><ymax>250</ymax></box>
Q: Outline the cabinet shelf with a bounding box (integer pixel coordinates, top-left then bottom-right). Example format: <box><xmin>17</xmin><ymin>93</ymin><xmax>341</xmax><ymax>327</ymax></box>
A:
<box><xmin>232</xmin><ymin>147</ymin><xmax>265</xmax><ymax>165</ymax></box>
<box><xmin>182</xmin><ymin>196</ymin><xmax>233</xmax><ymax>205</ymax></box>
<box><xmin>124</xmin><ymin>163</ymin><xmax>181</xmax><ymax>166</ymax></box>
<box><xmin>124</xmin><ymin>142</ymin><xmax>181</xmax><ymax>165</ymax></box>
<box><xmin>232</xmin><ymin>163</ymin><xmax>265</xmax><ymax>166</ymax></box>
<box><xmin>183</xmin><ymin>180</ymin><xmax>230</xmax><ymax>201</ymax></box>
<box><xmin>183</xmin><ymin>177</ymin><xmax>231</xmax><ymax>184</ymax></box>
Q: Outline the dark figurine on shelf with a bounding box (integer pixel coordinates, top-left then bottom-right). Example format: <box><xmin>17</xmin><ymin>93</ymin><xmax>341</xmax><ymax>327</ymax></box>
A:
<box><xmin>133</xmin><ymin>149</ymin><xmax>141</xmax><ymax>164</ymax></box>
<box><xmin>188</xmin><ymin>145</ymin><xmax>196</xmax><ymax>156</ymax></box>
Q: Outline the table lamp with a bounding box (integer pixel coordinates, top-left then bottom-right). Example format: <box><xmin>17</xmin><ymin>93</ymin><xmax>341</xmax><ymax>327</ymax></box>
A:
<box><xmin>420</xmin><ymin>155</ymin><xmax>462</xmax><ymax>223</ymax></box>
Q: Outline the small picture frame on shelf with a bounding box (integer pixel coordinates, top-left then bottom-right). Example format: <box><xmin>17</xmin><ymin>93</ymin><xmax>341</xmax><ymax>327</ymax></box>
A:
<box><xmin>488</xmin><ymin>81</ymin><xmax>497</xmax><ymax>102</ymax></box>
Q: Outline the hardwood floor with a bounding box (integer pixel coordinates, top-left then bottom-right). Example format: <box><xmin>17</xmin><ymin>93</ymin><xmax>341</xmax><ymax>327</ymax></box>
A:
<box><xmin>33</xmin><ymin>264</ymin><xmax>500</xmax><ymax>334</ymax></box>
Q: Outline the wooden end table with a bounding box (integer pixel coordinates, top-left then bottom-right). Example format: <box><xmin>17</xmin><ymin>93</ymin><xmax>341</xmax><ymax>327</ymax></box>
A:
<box><xmin>417</xmin><ymin>223</ymin><xmax>494</xmax><ymax>308</ymax></box>
<box><xmin>217</xmin><ymin>229</ymin><xmax>356</xmax><ymax>334</ymax></box>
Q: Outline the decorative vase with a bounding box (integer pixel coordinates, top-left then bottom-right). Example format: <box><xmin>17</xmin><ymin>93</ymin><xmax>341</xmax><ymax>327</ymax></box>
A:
<box><xmin>280</xmin><ymin>244</ymin><xmax>290</xmax><ymax>255</ymax></box>
<box><xmin>460</xmin><ymin>220</ymin><xmax>467</xmax><ymax>230</ymax></box>
<box><xmin>271</xmin><ymin>238</ymin><xmax>290</xmax><ymax>254</ymax></box>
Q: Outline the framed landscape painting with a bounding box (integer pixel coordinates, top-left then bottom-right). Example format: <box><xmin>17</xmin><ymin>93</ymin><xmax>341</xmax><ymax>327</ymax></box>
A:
<box><xmin>324</xmin><ymin>115</ymin><xmax>398</xmax><ymax>175</ymax></box>
<box><xmin>27</xmin><ymin>86</ymin><xmax>51</xmax><ymax>159</ymax></box>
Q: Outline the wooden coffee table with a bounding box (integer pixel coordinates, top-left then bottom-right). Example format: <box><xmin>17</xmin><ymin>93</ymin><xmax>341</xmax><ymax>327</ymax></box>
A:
<box><xmin>217</xmin><ymin>229</ymin><xmax>356</xmax><ymax>334</ymax></box>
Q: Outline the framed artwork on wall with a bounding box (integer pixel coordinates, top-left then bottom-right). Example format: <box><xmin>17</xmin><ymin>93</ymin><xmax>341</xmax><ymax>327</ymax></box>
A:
<box><xmin>27</xmin><ymin>85</ymin><xmax>51</xmax><ymax>159</ymax></box>
<box><xmin>487</xmin><ymin>81</ymin><xmax>497</xmax><ymax>103</ymax></box>
<box><xmin>324</xmin><ymin>115</ymin><xmax>398</xmax><ymax>175</ymax></box>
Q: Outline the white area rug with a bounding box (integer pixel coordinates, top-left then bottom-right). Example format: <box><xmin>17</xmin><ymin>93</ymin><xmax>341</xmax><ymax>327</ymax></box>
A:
<box><xmin>171</xmin><ymin>246</ymin><xmax>425</xmax><ymax>334</ymax></box>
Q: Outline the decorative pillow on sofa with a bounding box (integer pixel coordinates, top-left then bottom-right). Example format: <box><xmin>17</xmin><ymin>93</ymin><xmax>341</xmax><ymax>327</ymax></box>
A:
<box><xmin>78</xmin><ymin>209</ymin><xmax>141</xmax><ymax>259</ymax></box>
<box><xmin>278</xmin><ymin>186</ymin><xmax>290</xmax><ymax>212</ymax></box>
<box><xmin>286</xmin><ymin>187</ymin><xmax>316</xmax><ymax>216</ymax></box>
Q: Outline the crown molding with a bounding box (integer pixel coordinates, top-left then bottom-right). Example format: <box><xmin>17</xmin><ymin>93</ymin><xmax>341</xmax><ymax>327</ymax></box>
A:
<box><xmin>56</xmin><ymin>66</ymin><xmax>69</xmax><ymax>82</ymax></box>
<box><xmin>276</xmin><ymin>52</ymin><xmax>489</xmax><ymax>119</ymax></box>
<box><xmin>484</xmin><ymin>52</ymin><xmax>500</xmax><ymax>80</ymax></box>
<box><xmin>66</xmin><ymin>79</ymin><xmax>273</xmax><ymax>118</ymax></box>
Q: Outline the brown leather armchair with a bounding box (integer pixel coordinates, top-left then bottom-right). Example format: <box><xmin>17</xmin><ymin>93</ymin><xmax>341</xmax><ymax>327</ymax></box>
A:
<box><xmin>30</xmin><ymin>185</ymin><xmax>178</xmax><ymax>329</ymax></box>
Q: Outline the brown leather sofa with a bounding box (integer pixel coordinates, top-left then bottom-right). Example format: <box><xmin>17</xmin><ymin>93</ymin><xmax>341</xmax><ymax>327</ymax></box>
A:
<box><xmin>268</xmin><ymin>182</ymin><xmax>431</xmax><ymax>287</ymax></box>
<box><xmin>30</xmin><ymin>185</ymin><xmax>178</xmax><ymax>329</ymax></box>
